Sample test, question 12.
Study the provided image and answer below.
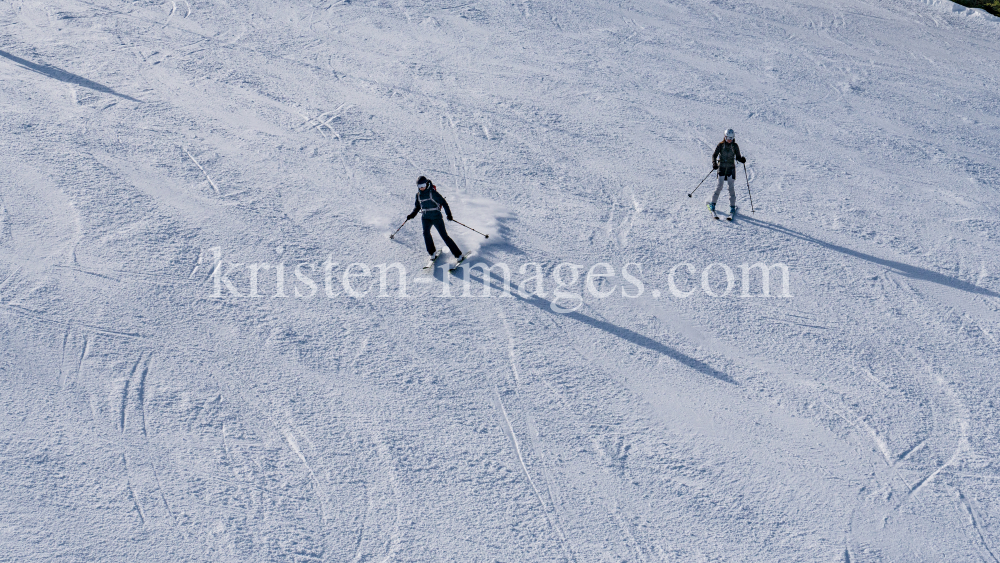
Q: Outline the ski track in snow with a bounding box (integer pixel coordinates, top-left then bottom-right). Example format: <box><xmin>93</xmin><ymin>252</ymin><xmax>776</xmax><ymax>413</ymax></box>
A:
<box><xmin>1</xmin><ymin>0</ymin><xmax>999</xmax><ymax>560</ymax></box>
<box><xmin>493</xmin><ymin>386</ymin><xmax>582</xmax><ymax>563</ymax></box>
<box><xmin>182</xmin><ymin>147</ymin><xmax>221</xmax><ymax>195</ymax></box>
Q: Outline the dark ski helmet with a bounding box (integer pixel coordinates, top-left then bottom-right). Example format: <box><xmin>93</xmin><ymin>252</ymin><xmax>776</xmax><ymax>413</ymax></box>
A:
<box><xmin>417</xmin><ymin>176</ymin><xmax>430</xmax><ymax>189</ymax></box>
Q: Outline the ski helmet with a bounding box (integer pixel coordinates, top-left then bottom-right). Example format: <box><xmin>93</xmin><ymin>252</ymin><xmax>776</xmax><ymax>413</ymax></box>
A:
<box><xmin>417</xmin><ymin>176</ymin><xmax>430</xmax><ymax>189</ymax></box>
<box><xmin>724</xmin><ymin>129</ymin><xmax>735</xmax><ymax>141</ymax></box>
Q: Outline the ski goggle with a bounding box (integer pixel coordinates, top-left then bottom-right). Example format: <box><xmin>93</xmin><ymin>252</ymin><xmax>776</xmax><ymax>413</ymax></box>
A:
<box><xmin>418</xmin><ymin>182</ymin><xmax>429</xmax><ymax>189</ymax></box>
<box><xmin>725</xmin><ymin>135</ymin><xmax>734</xmax><ymax>141</ymax></box>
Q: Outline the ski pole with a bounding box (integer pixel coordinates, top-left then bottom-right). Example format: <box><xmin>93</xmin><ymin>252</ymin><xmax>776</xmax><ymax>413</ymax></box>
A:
<box><xmin>388</xmin><ymin>218</ymin><xmax>408</xmax><ymax>239</ymax></box>
<box><xmin>687</xmin><ymin>169</ymin><xmax>714</xmax><ymax>198</ymax></box>
<box><xmin>743</xmin><ymin>162</ymin><xmax>755</xmax><ymax>213</ymax></box>
<box><xmin>451</xmin><ymin>219</ymin><xmax>489</xmax><ymax>238</ymax></box>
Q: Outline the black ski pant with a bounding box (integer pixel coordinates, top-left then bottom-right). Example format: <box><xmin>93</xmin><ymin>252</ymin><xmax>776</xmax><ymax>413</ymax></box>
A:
<box><xmin>421</xmin><ymin>212</ymin><xmax>462</xmax><ymax>257</ymax></box>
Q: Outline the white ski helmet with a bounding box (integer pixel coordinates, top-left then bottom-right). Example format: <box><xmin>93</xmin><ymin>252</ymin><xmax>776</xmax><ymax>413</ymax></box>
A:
<box><xmin>724</xmin><ymin>128</ymin><xmax>735</xmax><ymax>141</ymax></box>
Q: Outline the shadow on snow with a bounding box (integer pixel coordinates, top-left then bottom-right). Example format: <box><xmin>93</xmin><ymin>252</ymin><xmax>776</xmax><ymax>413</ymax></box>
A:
<box><xmin>740</xmin><ymin>215</ymin><xmax>999</xmax><ymax>300</ymax></box>
<box><xmin>437</xmin><ymin>258</ymin><xmax>737</xmax><ymax>386</ymax></box>
<box><xmin>0</xmin><ymin>50</ymin><xmax>142</xmax><ymax>103</ymax></box>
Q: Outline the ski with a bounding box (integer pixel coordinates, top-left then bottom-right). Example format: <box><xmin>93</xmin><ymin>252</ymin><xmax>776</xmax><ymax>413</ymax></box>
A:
<box><xmin>422</xmin><ymin>249</ymin><xmax>443</xmax><ymax>270</ymax></box>
<box><xmin>449</xmin><ymin>251</ymin><xmax>476</xmax><ymax>272</ymax></box>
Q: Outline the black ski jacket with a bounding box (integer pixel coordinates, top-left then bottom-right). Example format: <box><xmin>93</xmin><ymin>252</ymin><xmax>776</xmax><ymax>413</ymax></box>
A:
<box><xmin>407</xmin><ymin>187</ymin><xmax>452</xmax><ymax>220</ymax></box>
<box><xmin>713</xmin><ymin>141</ymin><xmax>744</xmax><ymax>178</ymax></box>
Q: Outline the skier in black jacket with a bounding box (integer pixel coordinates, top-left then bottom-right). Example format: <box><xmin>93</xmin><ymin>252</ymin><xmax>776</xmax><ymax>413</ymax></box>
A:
<box><xmin>406</xmin><ymin>176</ymin><xmax>463</xmax><ymax>260</ymax></box>
<box><xmin>709</xmin><ymin>129</ymin><xmax>746</xmax><ymax>217</ymax></box>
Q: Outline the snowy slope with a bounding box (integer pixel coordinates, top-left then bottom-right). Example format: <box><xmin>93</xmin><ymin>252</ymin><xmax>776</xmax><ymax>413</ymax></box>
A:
<box><xmin>1</xmin><ymin>0</ymin><xmax>999</xmax><ymax>561</ymax></box>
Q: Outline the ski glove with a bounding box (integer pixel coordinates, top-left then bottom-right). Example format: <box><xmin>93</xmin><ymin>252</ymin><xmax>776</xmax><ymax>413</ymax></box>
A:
<box><xmin>446</xmin><ymin>214</ymin><xmax>454</xmax><ymax>221</ymax></box>
<box><xmin>712</xmin><ymin>163</ymin><xmax>719</xmax><ymax>170</ymax></box>
<box><xmin>738</xmin><ymin>157</ymin><xmax>746</xmax><ymax>164</ymax></box>
<box><xmin>406</xmin><ymin>211</ymin><xmax>417</xmax><ymax>220</ymax></box>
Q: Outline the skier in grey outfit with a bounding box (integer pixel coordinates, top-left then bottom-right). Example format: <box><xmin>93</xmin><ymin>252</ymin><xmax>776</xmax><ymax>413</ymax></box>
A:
<box><xmin>709</xmin><ymin>128</ymin><xmax>746</xmax><ymax>215</ymax></box>
<box><xmin>406</xmin><ymin>176</ymin><xmax>463</xmax><ymax>259</ymax></box>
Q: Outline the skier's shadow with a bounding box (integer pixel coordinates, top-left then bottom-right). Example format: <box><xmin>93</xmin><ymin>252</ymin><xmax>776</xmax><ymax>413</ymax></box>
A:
<box><xmin>0</xmin><ymin>50</ymin><xmax>141</xmax><ymax>103</ymax></box>
<box><xmin>447</xmin><ymin>263</ymin><xmax>736</xmax><ymax>385</ymax></box>
<box><xmin>739</xmin><ymin>215</ymin><xmax>1000</xmax><ymax>300</ymax></box>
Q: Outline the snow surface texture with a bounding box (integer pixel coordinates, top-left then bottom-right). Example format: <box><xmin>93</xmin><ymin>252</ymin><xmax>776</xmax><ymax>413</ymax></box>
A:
<box><xmin>1</xmin><ymin>0</ymin><xmax>999</xmax><ymax>561</ymax></box>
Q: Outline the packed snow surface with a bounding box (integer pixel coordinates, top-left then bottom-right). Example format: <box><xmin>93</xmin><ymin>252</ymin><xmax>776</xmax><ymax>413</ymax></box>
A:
<box><xmin>1</xmin><ymin>0</ymin><xmax>999</xmax><ymax>561</ymax></box>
